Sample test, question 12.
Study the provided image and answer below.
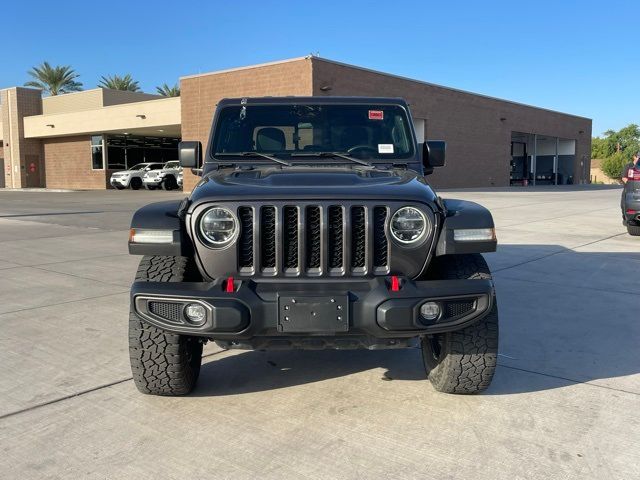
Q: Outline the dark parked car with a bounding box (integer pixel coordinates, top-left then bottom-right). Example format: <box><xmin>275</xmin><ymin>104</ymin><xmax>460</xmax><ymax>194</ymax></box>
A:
<box><xmin>622</xmin><ymin>165</ymin><xmax>640</xmax><ymax>236</ymax></box>
<box><xmin>127</xmin><ymin>97</ymin><xmax>499</xmax><ymax>395</ymax></box>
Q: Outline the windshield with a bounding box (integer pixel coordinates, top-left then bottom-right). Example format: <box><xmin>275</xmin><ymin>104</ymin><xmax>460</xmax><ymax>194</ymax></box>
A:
<box><xmin>128</xmin><ymin>164</ymin><xmax>149</xmax><ymax>171</ymax></box>
<box><xmin>164</xmin><ymin>161</ymin><xmax>179</xmax><ymax>169</ymax></box>
<box><xmin>211</xmin><ymin>104</ymin><xmax>415</xmax><ymax>161</ymax></box>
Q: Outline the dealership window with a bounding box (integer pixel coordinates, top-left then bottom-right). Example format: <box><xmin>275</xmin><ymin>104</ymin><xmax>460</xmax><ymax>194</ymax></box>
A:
<box><xmin>105</xmin><ymin>134</ymin><xmax>179</xmax><ymax>170</ymax></box>
<box><xmin>91</xmin><ymin>135</ymin><xmax>105</xmax><ymax>170</ymax></box>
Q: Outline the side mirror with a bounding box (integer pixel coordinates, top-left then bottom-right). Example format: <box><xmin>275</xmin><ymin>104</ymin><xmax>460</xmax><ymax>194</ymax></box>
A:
<box><xmin>179</xmin><ymin>141</ymin><xmax>202</xmax><ymax>169</ymax></box>
<box><xmin>423</xmin><ymin>141</ymin><xmax>446</xmax><ymax>170</ymax></box>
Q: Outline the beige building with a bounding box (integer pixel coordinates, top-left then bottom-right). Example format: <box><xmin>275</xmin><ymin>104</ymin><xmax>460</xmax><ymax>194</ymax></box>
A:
<box><xmin>0</xmin><ymin>57</ymin><xmax>592</xmax><ymax>191</ymax></box>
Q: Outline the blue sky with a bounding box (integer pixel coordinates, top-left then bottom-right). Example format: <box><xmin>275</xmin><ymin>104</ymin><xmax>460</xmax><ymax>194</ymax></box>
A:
<box><xmin>2</xmin><ymin>0</ymin><xmax>638</xmax><ymax>136</ymax></box>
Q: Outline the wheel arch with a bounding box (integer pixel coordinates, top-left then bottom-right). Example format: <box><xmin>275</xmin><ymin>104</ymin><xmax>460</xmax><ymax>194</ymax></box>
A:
<box><xmin>129</xmin><ymin>200</ymin><xmax>194</xmax><ymax>256</ymax></box>
<box><xmin>435</xmin><ymin>199</ymin><xmax>497</xmax><ymax>256</ymax></box>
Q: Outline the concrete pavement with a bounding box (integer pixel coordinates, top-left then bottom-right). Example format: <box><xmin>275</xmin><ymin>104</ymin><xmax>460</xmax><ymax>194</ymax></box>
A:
<box><xmin>0</xmin><ymin>186</ymin><xmax>638</xmax><ymax>479</ymax></box>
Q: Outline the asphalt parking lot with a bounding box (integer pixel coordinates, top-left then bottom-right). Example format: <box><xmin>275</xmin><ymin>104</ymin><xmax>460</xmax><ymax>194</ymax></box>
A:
<box><xmin>0</xmin><ymin>186</ymin><xmax>638</xmax><ymax>479</ymax></box>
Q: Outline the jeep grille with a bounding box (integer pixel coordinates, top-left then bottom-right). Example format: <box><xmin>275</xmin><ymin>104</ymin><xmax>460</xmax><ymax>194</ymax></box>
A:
<box><xmin>236</xmin><ymin>203</ymin><xmax>390</xmax><ymax>276</ymax></box>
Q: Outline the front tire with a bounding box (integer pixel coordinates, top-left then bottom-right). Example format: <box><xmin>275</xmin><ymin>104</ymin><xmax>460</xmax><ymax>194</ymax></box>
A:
<box><xmin>421</xmin><ymin>254</ymin><xmax>499</xmax><ymax>394</ymax></box>
<box><xmin>627</xmin><ymin>225</ymin><xmax>640</xmax><ymax>236</ymax></box>
<box><xmin>130</xmin><ymin>177</ymin><xmax>142</xmax><ymax>190</ymax></box>
<box><xmin>129</xmin><ymin>256</ymin><xmax>203</xmax><ymax>395</ymax></box>
<box><xmin>162</xmin><ymin>175</ymin><xmax>178</xmax><ymax>191</ymax></box>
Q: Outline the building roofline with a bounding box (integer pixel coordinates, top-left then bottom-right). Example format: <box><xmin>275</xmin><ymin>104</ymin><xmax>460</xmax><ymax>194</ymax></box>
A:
<box><xmin>180</xmin><ymin>56</ymin><xmax>311</xmax><ymax>80</ymax></box>
<box><xmin>310</xmin><ymin>57</ymin><xmax>591</xmax><ymax>122</ymax></box>
<box><xmin>181</xmin><ymin>56</ymin><xmax>591</xmax><ymax>122</ymax></box>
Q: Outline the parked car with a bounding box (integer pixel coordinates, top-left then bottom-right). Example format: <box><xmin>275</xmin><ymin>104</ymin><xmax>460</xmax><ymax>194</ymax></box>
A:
<box><xmin>622</xmin><ymin>165</ymin><xmax>640</xmax><ymax>236</ymax></box>
<box><xmin>127</xmin><ymin>97</ymin><xmax>499</xmax><ymax>396</ymax></box>
<box><xmin>110</xmin><ymin>163</ymin><xmax>163</xmax><ymax>190</ymax></box>
<box><xmin>177</xmin><ymin>170</ymin><xmax>183</xmax><ymax>188</ymax></box>
<box><xmin>142</xmin><ymin>161</ymin><xmax>182</xmax><ymax>190</ymax></box>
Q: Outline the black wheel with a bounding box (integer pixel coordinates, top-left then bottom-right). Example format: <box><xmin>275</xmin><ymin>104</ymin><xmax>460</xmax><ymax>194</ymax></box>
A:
<box><xmin>162</xmin><ymin>175</ymin><xmax>178</xmax><ymax>191</ymax></box>
<box><xmin>421</xmin><ymin>254</ymin><xmax>499</xmax><ymax>394</ymax></box>
<box><xmin>129</xmin><ymin>256</ymin><xmax>203</xmax><ymax>395</ymax></box>
<box><xmin>130</xmin><ymin>177</ymin><xmax>142</xmax><ymax>190</ymax></box>
<box><xmin>627</xmin><ymin>225</ymin><xmax>640</xmax><ymax>236</ymax></box>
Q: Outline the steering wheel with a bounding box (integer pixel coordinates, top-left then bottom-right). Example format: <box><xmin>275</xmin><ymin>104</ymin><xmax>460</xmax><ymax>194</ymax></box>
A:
<box><xmin>347</xmin><ymin>145</ymin><xmax>378</xmax><ymax>155</ymax></box>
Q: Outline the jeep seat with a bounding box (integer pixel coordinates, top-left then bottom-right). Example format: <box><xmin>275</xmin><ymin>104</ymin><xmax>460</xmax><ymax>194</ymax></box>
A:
<box><xmin>256</xmin><ymin>128</ymin><xmax>286</xmax><ymax>152</ymax></box>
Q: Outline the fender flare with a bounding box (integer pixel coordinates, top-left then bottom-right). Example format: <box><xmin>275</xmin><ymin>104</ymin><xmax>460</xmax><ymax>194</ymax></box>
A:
<box><xmin>435</xmin><ymin>199</ymin><xmax>497</xmax><ymax>256</ymax></box>
<box><xmin>128</xmin><ymin>199</ymin><xmax>193</xmax><ymax>256</ymax></box>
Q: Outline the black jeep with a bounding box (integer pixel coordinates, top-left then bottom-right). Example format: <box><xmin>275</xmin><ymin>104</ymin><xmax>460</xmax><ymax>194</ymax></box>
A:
<box><xmin>128</xmin><ymin>97</ymin><xmax>499</xmax><ymax>395</ymax></box>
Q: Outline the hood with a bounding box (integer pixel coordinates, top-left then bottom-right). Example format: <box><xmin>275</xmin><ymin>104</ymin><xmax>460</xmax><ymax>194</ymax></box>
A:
<box><xmin>188</xmin><ymin>166</ymin><xmax>437</xmax><ymax>206</ymax></box>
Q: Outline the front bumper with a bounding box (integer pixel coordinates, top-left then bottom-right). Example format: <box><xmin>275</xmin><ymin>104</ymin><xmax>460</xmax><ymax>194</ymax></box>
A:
<box><xmin>143</xmin><ymin>176</ymin><xmax>163</xmax><ymax>186</ymax></box>
<box><xmin>131</xmin><ymin>277</ymin><xmax>494</xmax><ymax>346</ymax></box>
<box><xmin>110</xmin><ymin>177</ymin><xmax>129</xmax><ymax>187</ymax></box>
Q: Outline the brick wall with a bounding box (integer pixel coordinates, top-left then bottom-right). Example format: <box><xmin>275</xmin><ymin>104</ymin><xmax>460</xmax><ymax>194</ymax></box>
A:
<box><xmin>1</xmin><ymin>87</ymin><xmax>44</xmax><ymax>188</ymax></box>
<box><xmin>43</xmin><ymin>135</ymin><xmax>109</xmax><ymax>189</ymax></box>
<box><xmin>180</xmin><ymin>58</ymin><xmax>313</xmax><ymax>190</ymax></box>
<box><xmin>311</xmin><ymin>58</ymin><xmax>592</xmax><ymax>188</ymax></box>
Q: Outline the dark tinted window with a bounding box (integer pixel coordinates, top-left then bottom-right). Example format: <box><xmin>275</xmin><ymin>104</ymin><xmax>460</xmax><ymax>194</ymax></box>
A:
<box><xmin>212</xmin><ymin>104</ymin><xmax>414</xmax><ymax>161</ymax></box>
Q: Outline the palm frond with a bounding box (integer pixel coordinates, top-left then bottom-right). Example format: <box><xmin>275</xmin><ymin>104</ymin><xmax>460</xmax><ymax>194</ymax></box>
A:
<box><xmin>155</xmin><ymin>83</ymin><xmax>180</xmax><ymax>97</ymax></box>
<box><xmin>25</xmin><ymin>62</ymin><xmax>82</xmax><ymax>95</ymax></box>
<box><xmin>98</xmin><ymin>74</ymin><xmax>141</xmax><ymax>92</ymax></box>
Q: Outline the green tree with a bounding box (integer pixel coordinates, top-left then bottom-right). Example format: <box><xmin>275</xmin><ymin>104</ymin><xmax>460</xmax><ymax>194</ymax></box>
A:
<box><xmin>591</xmin><ymin>136</ymin><xmax>609</xmax><ymax>159</ymax></box>
<box><xmin>601</xmin><ymin>151</ymin><xmax>630</xmax><ymax>181</ymax></box>
<box><xmin>98</xmin><ymin>74</ymin><xmax>140</xmax><ymax>92</ymax></box>
<box><xmin>24</xmin><ymin>62</ymin><xmax>83</xmax><ymax>95</ymax></box>
<box><xmin>156</xmin><ymin>83</ymin><xmax>180</xmax><ymax>97</ymax></box>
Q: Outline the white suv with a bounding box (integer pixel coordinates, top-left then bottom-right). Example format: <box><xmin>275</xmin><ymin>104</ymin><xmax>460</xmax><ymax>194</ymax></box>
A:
<box><xmin>142</xmin><ymin>160</ymin><xmax>182</xmax><ymax>190</ymax></box>
<box><xmin>110</xmin><ymin>163</ymin><xmax>164</xmax><ymax>190</ymax></box>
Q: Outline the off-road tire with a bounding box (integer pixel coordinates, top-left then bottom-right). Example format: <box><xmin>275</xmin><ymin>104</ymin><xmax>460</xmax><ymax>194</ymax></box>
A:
<box><xmin>421</xmin><ymin>254</ymin><xmax>498</xmax><ymax>394</ymax></box>
<box><xmin>627</xmin><ymin>225</ymin><xmax>640</xmax><ymax>236</ymax></box>
<box><xmin>130</xmin><ymin>177</ymin><xmax>142</xmax><ymax>190</ymax></box>
<box><xmin>162</xmin><ymin>175</ymin><xmax>178</xmax><ymax>191</ymax></box>
<box><xmin>129</xmin><ymin>256</ymin><xmax>203</xmax><ymax>395</ymax></box>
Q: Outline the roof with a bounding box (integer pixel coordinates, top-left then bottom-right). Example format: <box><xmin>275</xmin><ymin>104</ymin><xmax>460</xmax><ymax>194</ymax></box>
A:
<box><xmin>216</xmin><ymin>96</ymin><xmax>408</xmax><ymax>106</ymax></box>
<box><xmin>182</xmin><ymin>56</ymin><xmax>591</xmax><ymax>122</ymax></box>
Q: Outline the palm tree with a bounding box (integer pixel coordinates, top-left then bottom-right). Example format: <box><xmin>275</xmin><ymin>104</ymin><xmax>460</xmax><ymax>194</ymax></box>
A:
<box><xmin>156</xmin><ymin>83</ymin><xmax>180</xmax><ymax>97</ymax></box>
<box><xmin>98</xmin><ymin>74</ymin><xmax>140</xmax><ymax>92</ymax></box>
<box><xmin>25</xmin><ymin>62</ymin><xmax>83</xmax><ymax>95</ymax></box>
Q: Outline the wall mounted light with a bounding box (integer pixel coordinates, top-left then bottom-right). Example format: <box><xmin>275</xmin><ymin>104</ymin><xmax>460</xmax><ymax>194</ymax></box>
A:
<box><xmin>500</xmin><ymin>117</ymin><xmax>507</xmax><ymax>122</ymax></box>
<box><xmin>319</xmin><ymin>85</ymin><xmax>332</xmax><ymax>92</ymax></box>
<box><xmin>46</xmin><ymin>124</ymin><xmax>55</xmax><ymax>128</ymax></box>
<box><xmin>136</xmin><ymin>114</ymin><xmax>146</xmax><ymax>119</ymax></box>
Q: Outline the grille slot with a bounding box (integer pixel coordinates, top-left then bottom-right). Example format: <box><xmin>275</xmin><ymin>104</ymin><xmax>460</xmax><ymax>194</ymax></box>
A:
<box><xmin>306</xmin><ymin>206</ymin><xmax>321</xmax><ymax>270</ymax></box>
<box><xmin>283</xmin><ymin>206</ymin><xmax>299</xmax><ymax>270</ymax></box>
<box><xmin>373</xmin><ymin>207</ymin><xmax>388</xmax><ymax>268</ymax></box>
<box><xmin>261</xmin><ymin>206</ymin><xmax>276</xmax><ymax>269</ymax></box>
<box><xmin>236</xmin><ymin>203</ymin><xmax>391</xmax><ymax>276</ymax></box>
<box><xmin>238</xmin><ymin>207</ymin><xmax>254</xmax><ymax>268</ymax></box>
<box><xmin>328</xmin><ymin>206</ymin><xmax>344</xmax><ymax>269</ymax></box>
<box><xmin>149</xmin><ymin>301</ymin><xmax>182</xmax><ymax>323</ymax></box>
<box><xmin>351</xmin><ymin>206</ymin><xmax>366</xmax><ymax>269</ymax></box>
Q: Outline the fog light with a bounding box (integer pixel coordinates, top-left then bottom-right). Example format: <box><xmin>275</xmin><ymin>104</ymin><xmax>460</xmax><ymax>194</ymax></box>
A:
<box><xmin>420</xmin><ymin>302</ymin><xmax>441</xmax><ymax>321</ymax></box>
<box><xmin>184</xmin><ymin>303</ymin><xmax>206</xmax><ymax>325</ymax></box>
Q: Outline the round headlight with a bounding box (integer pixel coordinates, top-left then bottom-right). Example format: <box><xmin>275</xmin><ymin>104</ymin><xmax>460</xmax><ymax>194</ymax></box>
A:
<box><xmin>390</xmin><ymin>207</ymin><xmax>428</xmax><ymax>244</ymax></box>
<box><xmin>199</xmin><ymin>207</ymin><xmax>238</xmax><ymax>247</ymax></box>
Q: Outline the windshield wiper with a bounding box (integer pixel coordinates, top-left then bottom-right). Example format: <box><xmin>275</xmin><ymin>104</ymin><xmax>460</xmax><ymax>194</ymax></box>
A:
<box><xmin>214</xmin><ymin>152</ymin><xmax>291</xmax><ymax>166</ymax></box>
<box><xmin>291</xmin><ymin>152</ymin><xmax>372</xmax><ymax>167</ymax></box>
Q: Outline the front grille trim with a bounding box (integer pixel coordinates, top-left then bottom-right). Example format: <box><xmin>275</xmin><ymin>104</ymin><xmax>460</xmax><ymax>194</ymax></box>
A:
<box><xmin>190</xmin><ymin>201</ymin><xmax>434</xmax><ymax>279</ymax></box>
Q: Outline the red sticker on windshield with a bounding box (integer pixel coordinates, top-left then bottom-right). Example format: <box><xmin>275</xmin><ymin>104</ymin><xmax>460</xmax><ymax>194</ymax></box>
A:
<box><xmin>368</xmin><ymin>110</ymin><xmax>384</xmax><ymax>120</ymax></box>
